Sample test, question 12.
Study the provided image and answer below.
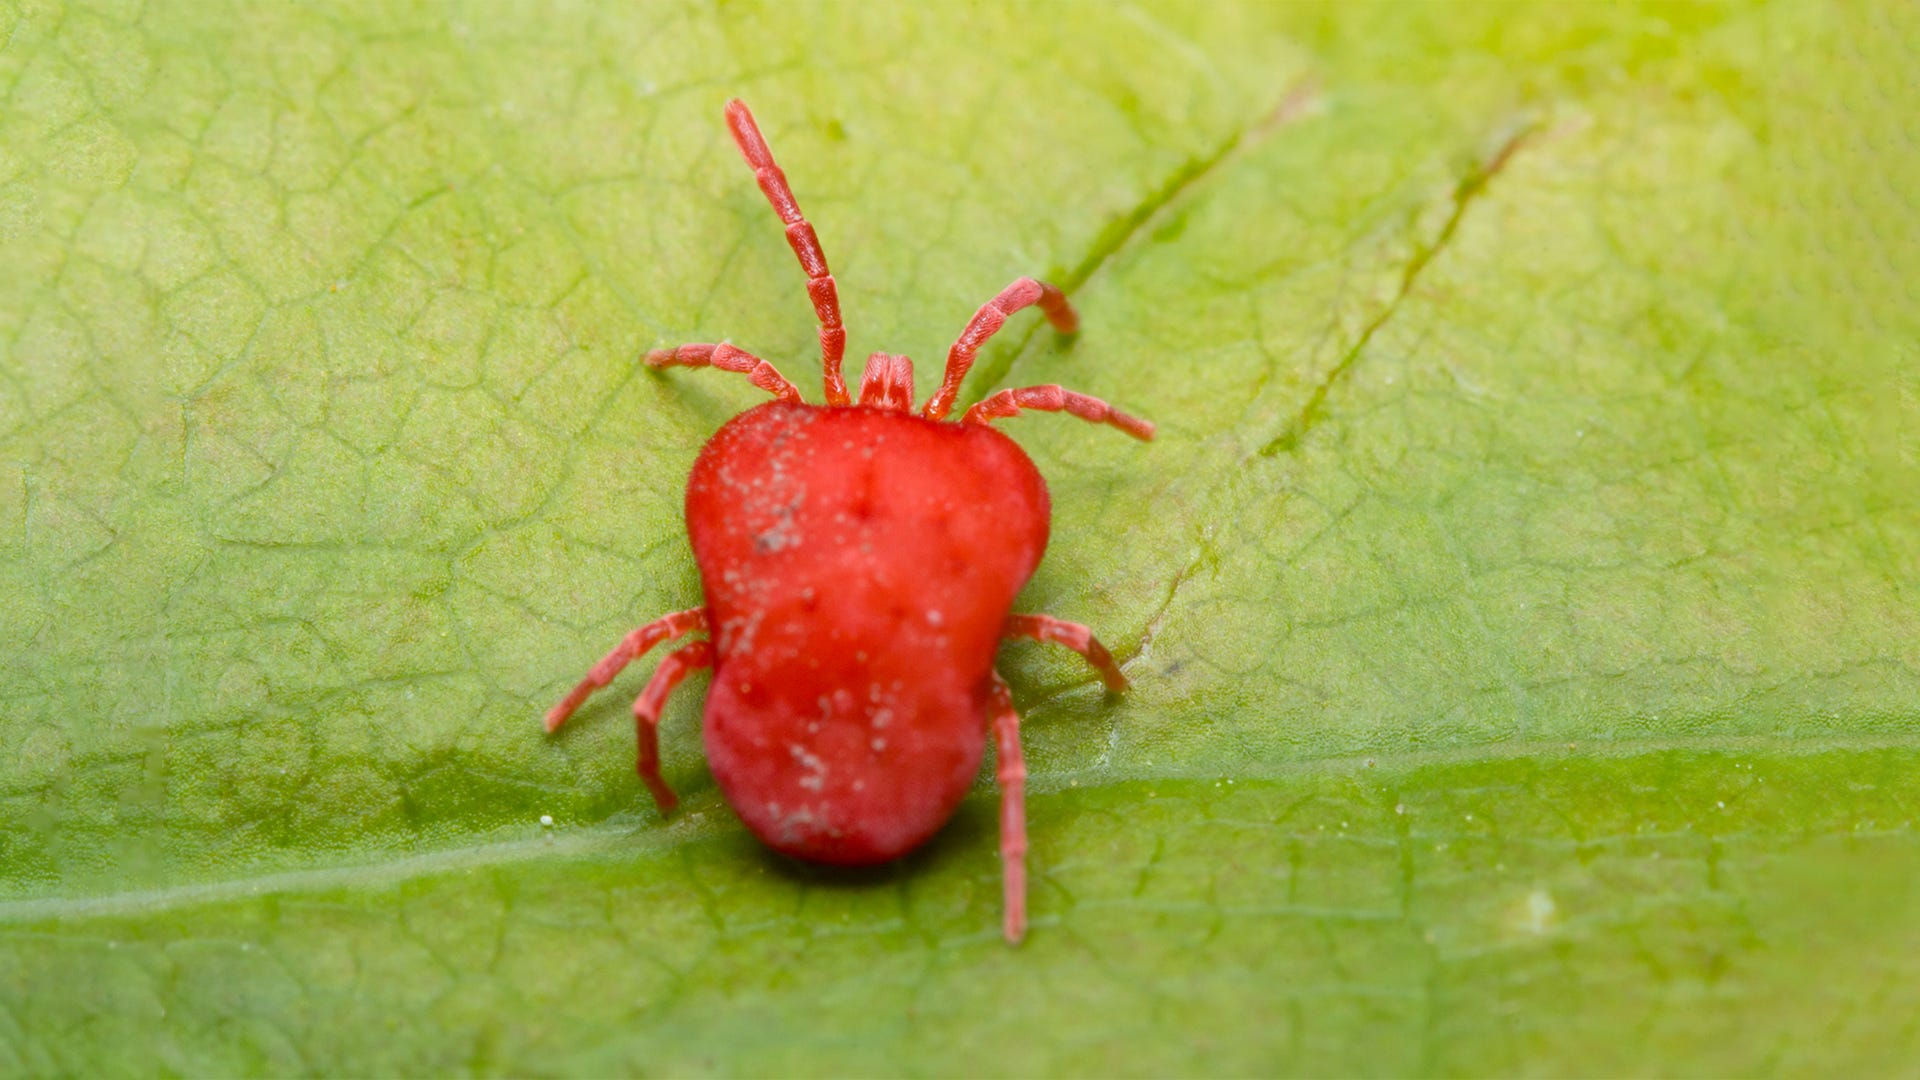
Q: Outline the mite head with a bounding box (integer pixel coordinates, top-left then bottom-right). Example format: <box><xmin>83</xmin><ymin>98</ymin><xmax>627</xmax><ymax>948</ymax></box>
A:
<box><xmin>856</xmin><ymin>352</ymin><xmax>915</xmax><ymax>411</ymax></box>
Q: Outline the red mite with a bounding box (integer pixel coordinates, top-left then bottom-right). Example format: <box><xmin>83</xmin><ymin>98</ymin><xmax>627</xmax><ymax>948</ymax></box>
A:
<box><xmin>545</xmin><ymin>100</ymin><xmax>1152</xmax><ymax>943</ymax></box>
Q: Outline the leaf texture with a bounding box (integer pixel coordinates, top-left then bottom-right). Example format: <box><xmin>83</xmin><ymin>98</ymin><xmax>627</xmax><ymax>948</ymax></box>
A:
<box><xmin>2</xmin><ymin>2</ymin><xmax>1917</xmax><ymax>1073</ymax></box>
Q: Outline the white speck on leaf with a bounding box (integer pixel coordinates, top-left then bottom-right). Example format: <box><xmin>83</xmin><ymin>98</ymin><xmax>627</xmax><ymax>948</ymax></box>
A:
<box><xmin>1517</xmin><ymin>888</ymin><xmax>1557</xmax><ymax>935</ymax></box>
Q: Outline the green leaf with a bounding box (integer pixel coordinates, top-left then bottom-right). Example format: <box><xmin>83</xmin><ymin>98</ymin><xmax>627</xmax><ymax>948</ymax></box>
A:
<box><xmin>4</xmin><ymin>1</ymin><xmax>1917</xmax><ymax>1073</ymax></box>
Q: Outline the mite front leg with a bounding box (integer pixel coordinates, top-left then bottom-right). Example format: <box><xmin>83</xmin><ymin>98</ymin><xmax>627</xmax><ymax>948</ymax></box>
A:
<box><xmin>924</xmin><ymin>278</ymin><xmax>1078</xmax><ymax>421</ymax></box>
<box><xmin>987</xmin><ymin>670</ymin><xmax>1030</xmax><ymax>944</ymax></box>
<box><xmin>1004</xmin><ymin>613</ymin><xmax>1129</xmax><ymax>692</ymax></box>
<box><xmin>646</xmin><ymin>343</ymin><xmax>802</xmax><ymax>403</ymax></box>
<box><xmin>963</xmin><ymin>384</ymin><xmax>1154</xmax><ymax>441</ymax></box>
<box><xmin>631</xmin><ymin>640</ymin><xmax>714</xmax><ymax>813</ymax></box>
<box><xmin>545</xmin><ymin>607</ymin><xmax>708</xmax><ymax>732</ymax></box>
<box><xmin>725</xmin><ymin>99</ymin><xmax>851</xmax><ymax>406</ymax></box>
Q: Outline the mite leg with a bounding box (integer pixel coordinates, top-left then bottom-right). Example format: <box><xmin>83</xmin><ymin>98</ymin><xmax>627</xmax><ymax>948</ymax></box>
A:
<box><xmin>963</xmin><ymin>384</ymin><xmax>1155</xmax><ymax>441</ymax></box>
<box><xmin>645</xmin><ymin>343</ymin><xmax>802</xmax><ymax>403</ymax></box>
<box><xmin>545</xmin><ymin>607</ymin><xmax>708</xmax><ymax>733</ymax></box>
<box><xmin>1004</xmin><ymin>613</ymin><xmax>1129</xmax><ymax>693</ymax></box>
<box><xmin>630</xmin><ymin>640</ymin><xmax>714</xmax><ymax>813</ymax></box>
<box><xmin>924</xmin><ymin>278</ymin><xmax>1078</xmax><ymax>421</ymax></box>
<box><xmin>725</xmin><ymin>99</ymin><xmax>851</xmax><ymax>406</ymax></box>
<box><xmin>987</xmin><ymin>670</ymin><xmax>1030</xmax><ymax>944</ymax></box>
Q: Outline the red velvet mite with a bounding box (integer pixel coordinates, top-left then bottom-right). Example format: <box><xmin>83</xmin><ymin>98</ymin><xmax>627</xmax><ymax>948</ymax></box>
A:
<box><xmin>545</xmin><ymin>99</ymin><xmax>1152</xmax><ymax>943</ymax></box>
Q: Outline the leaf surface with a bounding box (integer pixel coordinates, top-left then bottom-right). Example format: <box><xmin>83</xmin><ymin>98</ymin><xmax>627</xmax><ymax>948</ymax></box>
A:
<box><xmin>3</xmin><ymin>2</ymin><xmax>1917</xmax><ymax>1073</ymax></box>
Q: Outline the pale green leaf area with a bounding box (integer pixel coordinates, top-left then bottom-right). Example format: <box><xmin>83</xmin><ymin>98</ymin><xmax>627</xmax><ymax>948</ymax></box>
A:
<box><xmin>2</xmin><ymin>0</ymin><xmax>1917</xmax><ymax>1074</ymax></box>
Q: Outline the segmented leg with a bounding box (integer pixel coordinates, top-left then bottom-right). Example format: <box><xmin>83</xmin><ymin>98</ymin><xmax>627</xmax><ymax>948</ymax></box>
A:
<box><xmin>645</xmin><ymin>343</ymin><xmax>802</xmax><ymax>403</ymax></box>
<box><xmin>924</xmin><ymin>277</ymin><xmax>1078</xmax><ymax>421</ymax></box>
<box><xmin>856</xmin><ymin>352</ymin><xmax>916</xmax><ymax>411</ymax></box>
<box><xmin>987</xmin><ymin>670</ymin><xmax>1029</xmax><ymax>944</ymax></box>
<box><xmin>725</xmin><ymin>99</ymin><xmax>850</xmax><ymax>406</ymax></box>
<box><xmin>544</xmin><ymin>608</ymin><xmax>708</xmax><ymax>733</ymax></box>
<box><xmin>963</xmin><ymin>384</ymin><xmax>1155</xmax><ymax>441</ymax></box>
<box><xmin>631</xmin><ymin>640</ymin><xmax>714</xmax><ymax>813</ymax></box>
<box><xmin>1004</xmin><ymin>613</ymin><xmax>1129</xmax><ymax>692</ymax></box>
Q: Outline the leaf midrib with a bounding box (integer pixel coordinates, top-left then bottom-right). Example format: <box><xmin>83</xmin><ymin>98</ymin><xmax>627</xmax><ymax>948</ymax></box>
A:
<box><xmin>8</xmin><ymin>731</ymin><xmax>1911</xmax><ymax>921</ymax></box>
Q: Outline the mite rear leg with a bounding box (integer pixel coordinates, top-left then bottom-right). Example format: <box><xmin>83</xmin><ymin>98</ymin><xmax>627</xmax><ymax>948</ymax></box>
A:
<box><xmin>545</xmin><ymin>607</ymin><xmax>708</xmax><ymax>732</ymax></box>
<box><xmin>631</xmin><ymin>640</ymin><xmax>714</xmax><ymax>813</ymax></box>
<box><xmin>924</xmin><ymin>277</ymin><xmax>1078</xmax><ymax>421</ymax></box>
<box><xmin>645</xmin><ymin>343</ymin><xmax>802</xmax><ymax>403</ymax></box>
<box><xmin>1004</xmin><ymin>613</ymin><xmax>1129</xmax><ymax>692</ymax></box>
<box><xmin>725</xmin><ymin>99</ymin><xmax>851</xmax><ymax>405</ymax></box>
<box><xmin>963</xmin><ymin>384</ymin><xmax>1155</xmax><ymax>441</ymax></box>
<box><xmin>987</xmin><ymin>670</ymin><xmax>1030</xmax><ymax>944</ymax></box>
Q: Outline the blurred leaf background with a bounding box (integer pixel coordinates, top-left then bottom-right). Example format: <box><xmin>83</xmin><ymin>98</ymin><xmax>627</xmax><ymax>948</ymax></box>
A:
<box><xmin>3</xmin><ymin>1</ymin><xmax>1917</xmax><ymax>1074</ymax></box>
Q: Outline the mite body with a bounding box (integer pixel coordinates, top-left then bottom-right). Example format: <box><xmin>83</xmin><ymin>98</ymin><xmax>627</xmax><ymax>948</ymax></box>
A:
<box><xmin>692</xmin><ymin>401</ymin><xmax>1050</xmax><ymax>865</ymax></box>
<box><xmin>545</xmin><ymin>100</ymin><xmax>1151</xmax><ymax>942</ymax></box>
